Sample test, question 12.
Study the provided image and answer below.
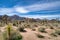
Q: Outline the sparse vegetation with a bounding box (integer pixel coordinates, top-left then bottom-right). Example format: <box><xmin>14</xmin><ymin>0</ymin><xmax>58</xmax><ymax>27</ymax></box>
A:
<box><xmin>38</xmin><ymin>27</ymin><xmax>47</xmax><ymax>33</ymax></box>
<box><xmin>18</xmin><ymin>27</ymin><xmax>25</xmax><ymax>32</ymax></box>
<box><xmin>36</xmin><ymin>34</ymin><xmax>45</xmax><ymax>38</ymax></box>
<box><xmin>50</xmin><ymin>26</ymin><xmax>54</xmax><ymax>29</ymax></box>
<box><xmin>0</xmin><ymin>15</ymin><xmax>60</xmax><ymax>40</ymax></box>
<box><xmin>50</xmin><ymin>30</ymin><xmax>60</xmax><ymax>37</ymax></box>
<box><xmin>32</xmin><ymin>28</ymin><xmax>36</xmax><ymax>31</ymax></box>
<box><xmin>50</xmin><ymin>33</ymin><xmax>57</xmax><ymax>37</ymax></box>
<box><xmin>55</xmin><ymin>30</ymin><xmax>60</xmax><ymax>35</ymax></box>
<box><xmin>18</xmin><ymin>24</ymin><xmax>25</xmax><ymax>32</ymax></box>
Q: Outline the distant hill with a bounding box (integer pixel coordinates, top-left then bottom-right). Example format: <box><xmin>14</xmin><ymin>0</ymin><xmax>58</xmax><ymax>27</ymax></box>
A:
<box><xmin>9</xmin><ymin>15</ymin><xmax>26</xmax><ymax>20</ymax></box>
<box><xmin>0</xmin><ymin>15</ymin><xmax>38</xmax><ymax>22</ymax></box>
<box><xmin>0</xmin><ymin>15</ymin><xmax>59</xmax><ymax>23</ymax></box>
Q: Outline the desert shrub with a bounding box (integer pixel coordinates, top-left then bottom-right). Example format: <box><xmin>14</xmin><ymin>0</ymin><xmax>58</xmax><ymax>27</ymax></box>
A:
<box><xmin>55</xmin><ymin>24</ymin><xmax>58</xmax><ymax>27</ymax></box>
<box><xmin>45</xmin><ymin>24</ymin><xmax>48</xmax><ymax>27</ymax></box>
<box><xmin>50</xmin><ymin>30</ymin><xmax>60</xmax><ymax>37</ymax></box>
<box><xmin>32</xmin><ymin>28</ymin><xmax>36</xmax><ymax>31</ymax></box>
<box><xmin>34</xmin><ymin>25</ymin><xmax>38</xmax><ymax>27</ymax></box>
<box><xmin>50</xmin><ymin>33</ymin><xmax>57</xmax><ymax>37</ymax></box>
<box><xmin>55</xmin><ymin>30</ymin><xmax>60</xmax><ymax>35</ymax></box>
<box><xmin>0</xmin><ymin>22</ymin><xmax>5</xmax><ymax>27</ymax></box>
<box><xmin>24</xmin><ymin>24</ymin><xmax>32</xmax><ymax>29</ymax></box>
<box><xmin>13</xmin><ymin>20</ymin><xmax>19</xmax><ymax>27</ymax></box>
<box><xmin>18</xmin><ymin>27</ymin><xmax>24</xmax><ymax>32</ymax></box>
<box><xmin>36</xmin><ymin>34</ymin><xmax>44</xmax><ymax>38</ymax></box>
<box><xmin>38</xmin><ymin>27</ymin><xmax>47</xmax><ymax>33</ymax></box>
<box><xmin>50</xmin><ymin>26</ymin><xmax>54</xmax><ymax>29</ymax></box>
<box><xmin>13</xmin><ymin>23</ymin><xmax>16</xmax><ymax>26</ymax></box>
<box><xmin>25</xmin><ymin>24</ymin><xmax>31</xmax><ymax>28</ymax></box>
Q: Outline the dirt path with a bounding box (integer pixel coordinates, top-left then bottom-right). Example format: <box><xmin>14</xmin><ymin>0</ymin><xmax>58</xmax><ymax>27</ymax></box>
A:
<box><xmin>20</xmin><ymin>28</ymin><xmax>40</xmax><ymax>40</ymax></box>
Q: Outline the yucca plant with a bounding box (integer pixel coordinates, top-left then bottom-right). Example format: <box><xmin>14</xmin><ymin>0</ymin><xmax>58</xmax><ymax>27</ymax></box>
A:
<box><xmin>7</xmin><ymin>24</ymin><xmax>13</xmax><ymax>40</ymax></box>
<box><xmin>3</xmin><ymin>23</ymin><xmax>22</xmax><ymax>40</ymax></box>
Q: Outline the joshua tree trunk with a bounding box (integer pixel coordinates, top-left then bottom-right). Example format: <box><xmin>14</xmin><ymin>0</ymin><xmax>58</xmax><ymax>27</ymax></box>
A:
<box><xmin>8</xmin><ymin>27</ymin><xmax>10</xmax><ymax>40</ymax></box>
<box><xmin>7</xmin><ymin>24</ymin><xmax>11</xmax><ymax>40</ymax></box>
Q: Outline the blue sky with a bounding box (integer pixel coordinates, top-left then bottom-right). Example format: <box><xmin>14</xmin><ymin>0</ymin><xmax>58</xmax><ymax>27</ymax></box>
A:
<box><xmin>0</xmin><ymin>0</ymin><xmax>60</xmax><ymax>19</ymax></box>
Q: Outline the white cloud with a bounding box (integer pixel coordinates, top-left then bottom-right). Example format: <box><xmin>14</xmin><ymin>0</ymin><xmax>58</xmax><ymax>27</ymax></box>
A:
<box><xmin>0</xmin><ymin>1</ymin><xmax>60</xmax><ymax>15</ymax></box>
<box><xmin>0</xmin><ymin>1</ymin><xmax>60</xmax><ymax>20</ymax></box>
<box><xmin>14</xmin><ymin>7</ymin><xmax>29</xmax><ymax>13</ymax></box>
<box><xmin>0</xmin><ymin>7</ymin><xmax>60</xmax><ymax>19</ymax></box>
<box><xmin>0</xmin><ymin>7</ymin><xmax>29</xmax><ymax>15</ymax></box>
<box><xmin>0</xmin><ymin>8</ymin><xmax>14</xmax><ymax>15</ymax></box>
<box><xmin>20</xmin><ymin>15</ymin><xmax>60</xmax><ymax>19</ymax></box>
<box><xmin>25</xmin><ymin>1</ymin><xmax>60</xmax><ymax>12</ymax></box>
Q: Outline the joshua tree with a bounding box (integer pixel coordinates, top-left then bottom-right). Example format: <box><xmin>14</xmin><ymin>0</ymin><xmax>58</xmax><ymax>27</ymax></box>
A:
<box><xmin>6</xmin><ymin>24</ymin><xmax>12</xmax><ymax>40</ymax></box>
<box><xmin>3</xmin><ymin>23</ymin><xmax>22</xmax><ymax>40</ymax></box>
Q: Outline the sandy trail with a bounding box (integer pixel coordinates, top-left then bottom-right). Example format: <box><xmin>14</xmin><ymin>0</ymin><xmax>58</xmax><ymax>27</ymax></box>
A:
<box><xmin>20</xmin><ymin>28</ymin><xmax>40</xmax><ymax>40</ymax></box>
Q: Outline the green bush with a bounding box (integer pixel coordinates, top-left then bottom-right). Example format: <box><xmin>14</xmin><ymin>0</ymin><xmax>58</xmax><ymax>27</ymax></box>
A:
<box><xmin>50</xmin><ymin>33</ymin><xmax>57</xmax><ymax>37</ymax></box>
<box><xmin>32</xmin><ymin>28</ymin><xmax>36</xmax><ymax>31</ymax></box>
<box><xmin>18</xmin><ymin>27</ymin><xmax>25</xmax><ymax>32</ymax></box>
<box><xmin>50</xmin><ymin>26</ymin><xmax>54</xmax><ymax>29</ymax></box>
<box><xmin>36</xmin><ymin>34</ymin><xmax>44</xmax><ymax>38</ymax></box>
<box><xmin>50</xmin><ymin>30</ymin><xmax>60</xmax><ymax>37</ymax></box>
<box><xmin>55</xmin><ymin>30</ymin><xmax>60</xmax><ymax>35</ymax></box>
<box><xmin>13</xmin><ymin>23</ymin><xmax>16</xmax><ymax>26</ymax></box>
<box><xmin>34</xmin><ymin>25</ymin><xmax>38</xmax><ymax>27</ymax></box>
<box><xmin>0</xmin><ymin>22</ymin><xmax>5</xmax><ymax>27</ymax></box>
<box><xmin>25</xmin><ymin>24</ymin><xmax>31</xmax><ymax>28</ymax></box>
<box><xmin>38</xmin><ymin>27</ymin><xmax>47</xmax><ymax>33</ymax></box>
